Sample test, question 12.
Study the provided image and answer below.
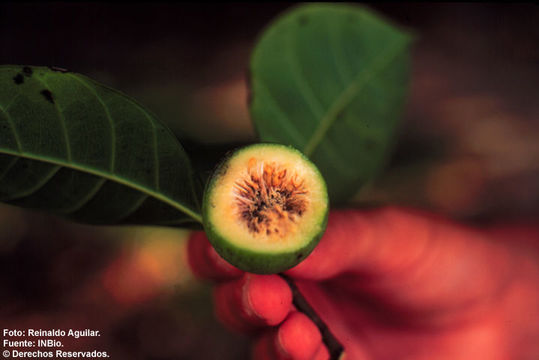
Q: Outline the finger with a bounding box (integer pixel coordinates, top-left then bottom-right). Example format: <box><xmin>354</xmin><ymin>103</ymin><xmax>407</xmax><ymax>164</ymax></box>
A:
<box><xmin>277</xmin><ymin>312</ymin><xmax>323</xmax><ymax>360</ymax></box>
<box><xmin>287</xmin><ymin>206</ymin><xmax>503</xmax><ymax>278</ymax></box>
<box><xmin>214</xmin><ymin>274</ymin><xmax>293</xmax><ymax>333</ymax></box>
<box><xmin>286</xmin><ymin>209</ymin><xmax>373</xmax><ymax>280</ymax></box>
<box><xmin>187</xmin><ymin>231</ymin><xmax>243</xmax><ymax>281</ymax></box>
<box><xmin>312</xmin><ymin>345</ymin><xmax>329</xmax><ymax>360</ymax></box>
<box><xmin>252</xmin><ymin>333</ymin><xmax>280</xmax><ymax>360</ymax></box>
<box><xmin>252</xmin><ymin>334</ymin><xmax>329</xmax><ymax>360</ymax></box>
<box><xmin>252</xmin><ymin>312</ymin><xmax>324</xmax><ymax>360</ymax></box>
<box><xmin>352</xmin><ymin>207</ymin><xmax>513</xmax><ymax>313</ymax></box>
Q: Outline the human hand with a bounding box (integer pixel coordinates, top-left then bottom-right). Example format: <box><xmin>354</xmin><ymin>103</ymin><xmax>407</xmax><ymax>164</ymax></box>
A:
<box><xmin>188</xmin><ymin>207</ymin><xmax>539</xmax><ymax>360</ymax></box>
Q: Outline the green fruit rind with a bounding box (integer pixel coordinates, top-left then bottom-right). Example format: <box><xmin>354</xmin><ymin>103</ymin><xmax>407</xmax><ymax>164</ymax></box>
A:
<box><xmin>203</xmin><ymin>212</ymin><xmax>328</xmax><ymax>274</ymax></box>
<box><xmin>202</xmin><ymin>143</ymin><xmax>329</xmax><ymax>274</ymax></box>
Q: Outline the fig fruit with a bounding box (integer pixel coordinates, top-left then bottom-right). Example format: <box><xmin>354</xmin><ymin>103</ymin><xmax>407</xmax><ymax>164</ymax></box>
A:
<box><xmin>202</xmin><ymin>143</ymin><xmax>328</xmax><ymax>274</ymax></box>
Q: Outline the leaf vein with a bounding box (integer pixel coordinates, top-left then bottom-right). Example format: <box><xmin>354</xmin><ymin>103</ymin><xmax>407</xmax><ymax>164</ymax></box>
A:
<box><xmin>66</xmin><ymin>74</ymin><xmax>116</xmax><ymax>172</ymax></box>
<box><xmin>116</xmin><ymin>194</ymin><xmax>149</xmax><ymax>223</ymax></box>
<box><xmin>0</xmin><ymin>98</ymin><xmax>23</xmax><ymax>152</ymax></box>
<box><xmin>60</xmin><ymin>178</ymin><xmax>107</xmax><ymax>215</ymax></box>
<box><xmin>326</xmin><ymin>19</ymin><xmax>352</xmax><ymax>86</ymax></box>
<box><xmin>0</xmin><ymin>157</ymin><xmax>19</xmax><ymax>182</ymax></box>
<box><xmin>256</xmin><ymin>80</ymin><xmax>307</xmax><ymax>145</ymax></box>
<box><xmin>145</xmin><ymin>112</ymin><xmax>160</xmax><ymax>190</ymax></box>
<box><xmin>287</xmin><ymin>29</ymin><xmax>325</xmax><ymax>120</ymax></box>
<box><xmin>3</xmin><ymin>165</ymin><xmax>62</xmax><ymax>201</ymax></box>
<box><xmin>135</xmin><ymin>100</ymin><xmax>200</xmax><ymax>210</ymax></box>
<box><xmin>36</xmin><ymin>76</ymin><xmax>72</xmax><ymax>162</ymax></box>
<box><xmin>303</xmin><ymin>38</ymin><xmax>407</xmax><ymax>157</ymax></box>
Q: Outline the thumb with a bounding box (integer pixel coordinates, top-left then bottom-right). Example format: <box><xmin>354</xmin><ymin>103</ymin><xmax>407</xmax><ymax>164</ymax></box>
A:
<box><xmin>286</xmin><ymin>207</ymin><xmax>512</xmax><ymax>312</ymax></box>
<box><xmin>287</xmin><ymin>207</ymin><xmax>430</xmax><ymax>280</ymax></box>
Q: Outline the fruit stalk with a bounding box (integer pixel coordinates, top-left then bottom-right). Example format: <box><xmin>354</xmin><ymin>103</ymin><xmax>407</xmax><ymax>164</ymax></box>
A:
<box><xmin>279</xmin><ymin>274</ymin><xmax>345</xmax><ymax>360</ymax></box>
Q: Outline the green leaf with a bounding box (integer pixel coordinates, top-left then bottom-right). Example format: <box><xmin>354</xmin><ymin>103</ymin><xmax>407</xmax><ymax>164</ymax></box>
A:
<box><xmin>249</xmin><ymin>4</ymin><xmax>412</xmax><ymax>203</ymax></box>
<box><xmin>0</xmin><ymin>66</ymin><xmax>202</xmax><ymax>228</ymax></box>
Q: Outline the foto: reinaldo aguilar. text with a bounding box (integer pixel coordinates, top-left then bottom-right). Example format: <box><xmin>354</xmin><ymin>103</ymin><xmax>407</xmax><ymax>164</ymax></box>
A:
<box><xmin>27</xmin><ymin>329</ymin><xmax>100</xmax><ymax>338</ymax></box>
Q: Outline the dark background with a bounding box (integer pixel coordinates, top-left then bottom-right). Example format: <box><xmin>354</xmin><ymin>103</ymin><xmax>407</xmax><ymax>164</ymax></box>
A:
<box><xmin>1</xmin><ymin>3</ymin><xmax>538</xmax><ymax>359</ymax></box>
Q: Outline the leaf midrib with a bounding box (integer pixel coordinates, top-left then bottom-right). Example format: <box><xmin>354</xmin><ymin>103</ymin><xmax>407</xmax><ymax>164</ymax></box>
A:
<box><xmin>0</xmin><ymin>147</ymin><xmax>203</xmax><ymax>224</ymax></box>
<box><xmin>302</xmin><ymin>37</ymin><xmax>407</xmax><ymax>157</ymax></box>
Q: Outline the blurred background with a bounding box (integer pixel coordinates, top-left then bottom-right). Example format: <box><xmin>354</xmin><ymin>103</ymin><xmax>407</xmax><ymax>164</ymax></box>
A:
<box><xmin>0</xmin><ymin>3</ymin><xmax>538</xmax><ymax>359</ymax></box>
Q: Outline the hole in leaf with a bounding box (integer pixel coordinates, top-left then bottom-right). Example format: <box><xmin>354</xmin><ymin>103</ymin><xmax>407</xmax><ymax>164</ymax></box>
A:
<box><xmin>13</xmin><ymin>74</ymin><xmax>24</xmax><ymax>85</ymax></box>
<box><xmin>40</xmin><ymin>89</ymin><xmax>54</xmax><ymax>104</ymax></box>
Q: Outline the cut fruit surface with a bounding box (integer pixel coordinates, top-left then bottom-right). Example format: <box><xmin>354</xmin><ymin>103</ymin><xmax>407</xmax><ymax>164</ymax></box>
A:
<box><xmin>202</xmin><ymin>143</ymin><xmax>328</xmax><ymax>274</ymax></box>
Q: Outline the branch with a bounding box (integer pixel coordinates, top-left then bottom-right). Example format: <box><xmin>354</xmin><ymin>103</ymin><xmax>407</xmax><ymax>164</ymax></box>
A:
<box><xmin>278</xmin><ymin>274</ymin><xmax>345</xmax><ymax>360</ymax></box>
